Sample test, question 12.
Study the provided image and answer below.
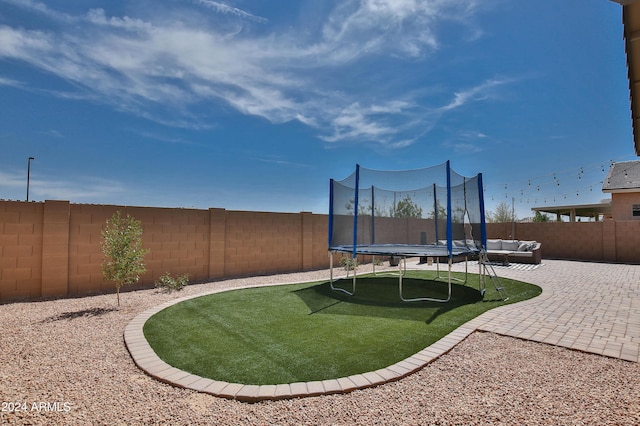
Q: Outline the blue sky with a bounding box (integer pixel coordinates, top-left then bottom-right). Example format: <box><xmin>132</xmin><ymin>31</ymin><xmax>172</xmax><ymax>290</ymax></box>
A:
<box><xmin>0</xmin><ymin>0</ymin><xmax>636</xmax><ymax>218</ymax></box>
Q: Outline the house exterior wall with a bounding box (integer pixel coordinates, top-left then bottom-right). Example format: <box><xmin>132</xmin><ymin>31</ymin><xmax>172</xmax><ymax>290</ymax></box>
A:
<box><xmin>611</xmin><ymin>192</ymin><xmax>640</xmax><ymax>220</ymax></box>
<box><xmin>2</xmin><ymin>199</ymin><xmax>640</xmax><ymax>302</ymax></box>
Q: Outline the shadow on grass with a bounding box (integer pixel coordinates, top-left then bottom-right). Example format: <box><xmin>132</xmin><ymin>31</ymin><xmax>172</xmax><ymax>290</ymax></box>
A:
<box><xmin>294</xmin><ymin>277</ymin><xmax>483</xmax><ymax>324</ymax></box>
<box><xmin>39</xmin><ymin>307</ymin><xmax>118</xmax><ymax>323</ymax></box>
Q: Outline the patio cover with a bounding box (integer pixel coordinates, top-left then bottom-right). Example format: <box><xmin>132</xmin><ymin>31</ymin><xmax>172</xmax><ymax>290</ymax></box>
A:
<box><xmin>531</xmin><ymin>201</ymin><xmax>612</xmax><ymax>222</ymax></box>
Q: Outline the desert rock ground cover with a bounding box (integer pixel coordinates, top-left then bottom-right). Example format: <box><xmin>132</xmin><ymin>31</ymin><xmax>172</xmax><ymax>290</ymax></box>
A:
<box><xmin>1</xmin><ymin>264</ymin><xmax>638</xmax><ymax>425</ymax></box>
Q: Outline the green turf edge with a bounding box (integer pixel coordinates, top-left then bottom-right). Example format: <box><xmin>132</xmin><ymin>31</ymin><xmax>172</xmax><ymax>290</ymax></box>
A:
<box><xmin>143</xmin><ymin>271</ymin><xmax>541</xmax><ymax>385</ymax></box>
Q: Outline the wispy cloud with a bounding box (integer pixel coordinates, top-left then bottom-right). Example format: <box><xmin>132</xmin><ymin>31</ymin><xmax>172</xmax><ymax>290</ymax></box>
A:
<box><xmin>443</xmin><ymin>129</ymin><xmax>491</xmax><ymax>154</ymax></box>
<box><xmin>194</xmin><ymin>0</ymin><xmax>267</xmax><ymax>23</ymax></box>
<box><xmin>0</xmin><ymin>170</ymin><xmax>126</xmax><ymax>202</ymax></box>
<box><xmin>134</xmin><ymin>130</ymin><xmax>199</xmax><ymax>145</ymax></box>
<box><xmin>0</xmin><ymin>76</ymin><xmax>24</xmax><ymax>88</ymax></box>
<box><xmin>40</xmin><ymin>129</ymin><xmax>64</xmax><ymax>138</ymax></box>
<box><xmin>249</xmin><ymin>156</ymin><xmax>311</xmax><ymax>168</ymax></box>
<box><xmin>320</xmin><ymin>101</ymin><xmax>411</xmax><ymax>144</ymax></box>
<box><xmin>439</xmin><ymin>78</ymin><xmax>510</xmax><ymax>113</ymax></box>
<box><xmin>0</xmin><ymin>0</ymin><xmax>498</xmax><ymax>147</ymax></box>
<box><xmin>1</xmin><ymin>0</ymin><xmax>75</xmax><ymax>23</ymax></box>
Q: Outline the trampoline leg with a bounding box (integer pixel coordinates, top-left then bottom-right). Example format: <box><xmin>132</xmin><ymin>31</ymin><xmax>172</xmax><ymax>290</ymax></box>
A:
<box><xmin>398</xmin><ymin>256</ymin><xmax>404</xmax><ymax>293</ymax></box>
<box><xmin>329</xmin><ymin>253</ymin><xmax>356</xmax><ymax>296</ymax></box>
<box><xmin>463</xmin><ymin>256</ymin><xmax>468</xmax><ymax>285</ymax></box>
<box><xmin>329</xmin><ymin>252</ymin><xmax>333</xmax><ymax>284</ymax></box>
<box><xmin>352</xmin><ymin>263</ymin><xmax>357</xmax><ymax>291</ymax></box>
<box><xmin>437</xmin><ymin>255</ymin><xmax>467</xmax><ymax>284</ymax></box>
<box><xmin>400</xmin><ymin>256</ymin><xmax>451</xmax><ymax>303</ymax></box>
<box><xmin>448</xmin><ymin>258</ymin><xmax>453</xmax><ymax>300</ymax></box>
<box><xmin>478</xmin><ymin>258</ymin><xmax>485</xmax><ymax>294</ymax></box>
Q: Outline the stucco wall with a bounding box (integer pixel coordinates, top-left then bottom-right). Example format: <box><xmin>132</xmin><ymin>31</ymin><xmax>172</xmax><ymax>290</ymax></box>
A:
<box><xmin>611</xmin><ymin>192</ymin><xmax>640</xmax><ymax>220</ymax></box>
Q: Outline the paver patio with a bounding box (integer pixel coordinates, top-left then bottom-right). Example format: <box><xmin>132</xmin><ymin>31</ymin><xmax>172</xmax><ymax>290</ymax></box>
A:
<box><xmin>125</xmin><ymin>259</ymin><xmax>640</xmax><ymax>402</ymax></box>
<box><xmin>452</xmin><ymin>259</ymin><xmax>640</xmax><ymax>363</ymax></box>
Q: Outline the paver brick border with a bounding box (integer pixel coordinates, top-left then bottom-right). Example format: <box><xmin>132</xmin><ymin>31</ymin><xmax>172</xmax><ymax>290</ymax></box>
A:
<box><xmin>124</xmin><ymin>279</ymin><xmax>537</xmax><ymax>402</ymax></box>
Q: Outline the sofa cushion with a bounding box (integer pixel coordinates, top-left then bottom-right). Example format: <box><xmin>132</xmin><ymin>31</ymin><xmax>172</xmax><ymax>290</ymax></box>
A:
<box><xmin>453</xmin><ymin>240</ymin><xmax>467</xmax><ymax>247</ymax></box>
<box><xmin>518</xmin><ymin>241</ymin><xmax>536</xmax><ymax>252</ymax></box>
<box><xmin>488</xmin><ymin>249</ymin><xmax>513</xmax><ymax>255</ymax></box>
<box><xmin>486</xmin><ymin>239</ymin><xmax>502</xmax><ymax>250</ymax></box>
<box><xmin>501</xmin><ymin>240</ymin><xmax>520</xmax><ymax>251</ymax></box>
<box><xmin>510</xmin><ymin>251</ymin><xmax>533</xmax><ymax>257</ymax></box>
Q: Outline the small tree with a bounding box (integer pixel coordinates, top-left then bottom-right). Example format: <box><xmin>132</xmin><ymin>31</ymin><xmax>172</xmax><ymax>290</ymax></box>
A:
<box><xmin>427</xmin><ymin>201</ymin><xmax>447</xmax><ymax>221</ymax></box>
<box><xmin>392</xmin><ymin>195</ymin><xmax>423</xmax><ymax>218</ymax></box>
<box><xmin>101</xmin><ymin>211</ymin><xmax>150</xmax><ymax>306</ymax></box>
<box><xmin>532</xmin><ymin>211</ymin><xmax>551</xmax><ymax>222</ymax></box>
<box><xmin>487</xmin><ymin>201</ymin><xmax>517</xmax><ymax>223</ymax></box>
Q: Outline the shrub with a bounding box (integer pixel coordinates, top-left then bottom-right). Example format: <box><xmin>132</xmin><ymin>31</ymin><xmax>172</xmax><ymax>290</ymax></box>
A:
<box><xmin>155</xmin><ymin>273</ymin><xmax>189</xmax><ymax>293</ymax></box>
<box><xmin>340</xmin><ymin>256</ymin><xmax>358</xmax><ymax>277</ymax></box>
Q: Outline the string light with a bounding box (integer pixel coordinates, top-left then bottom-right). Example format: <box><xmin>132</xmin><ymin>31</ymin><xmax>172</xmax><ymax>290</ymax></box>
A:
<box><xmin>482</xmin><ymin>158</ymin><xmax>628</xmax><ymax>210</ymax></box>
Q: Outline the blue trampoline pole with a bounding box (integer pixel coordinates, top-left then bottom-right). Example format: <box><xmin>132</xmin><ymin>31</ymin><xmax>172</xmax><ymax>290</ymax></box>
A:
<box><xmin>352</xmin><ymin>164</ymin><xmax>360</xmax><ymax>260</ymax></box>
<box><xmin>433</xmin><ymin>183</ymin><xmax>438</xmax><ymax>243</ymax></box>
<box><xmin>446</xmin><ymin>160</ymin><xmax>452</xmax><ymax>259</ymax></box>
<box><xmin>371</xmin><ymin>186</ymin><xmax>375</xmax><ymax>245</ymax></box>
<box><xmin>328</xmin><ymin>178</ymin><xmax>334</xmax><ymax>249</ymax></box>
<box><xmin>477</xmin><ymin>173</ymin><xmax>487</xmax><ymax>250</ymax></box>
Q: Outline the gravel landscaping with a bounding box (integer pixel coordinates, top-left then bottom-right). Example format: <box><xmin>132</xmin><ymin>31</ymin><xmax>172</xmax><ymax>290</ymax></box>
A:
<box><xmin>1</xmin><ymin>266</ymin><xmax>639</xmax><ymax>425</ymax></box>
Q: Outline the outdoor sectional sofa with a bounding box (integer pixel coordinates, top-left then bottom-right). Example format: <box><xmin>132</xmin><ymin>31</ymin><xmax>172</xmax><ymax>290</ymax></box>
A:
<box><xmin>404</xmin><ymin>239</ymin><xmax>542</xmax><ymax>266</ymax></box>
<box><xmin>485</xmin><ymin>239</ymin><xmax>542</xmax><ymax>264</ymax></box>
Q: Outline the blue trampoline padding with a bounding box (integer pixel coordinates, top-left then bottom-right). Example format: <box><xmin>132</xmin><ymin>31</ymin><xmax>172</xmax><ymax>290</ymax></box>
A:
<box><xmin>329</xmin><ymin>244</ymin><xmax>478</xmax><ymax>257</ymax></box>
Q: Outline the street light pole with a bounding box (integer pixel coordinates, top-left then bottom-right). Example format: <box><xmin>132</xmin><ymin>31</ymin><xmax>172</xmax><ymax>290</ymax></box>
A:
<box><xmin>26</xmin><ymin>157</ymin><xmax>34</xmax><ymax>201</ymax></box>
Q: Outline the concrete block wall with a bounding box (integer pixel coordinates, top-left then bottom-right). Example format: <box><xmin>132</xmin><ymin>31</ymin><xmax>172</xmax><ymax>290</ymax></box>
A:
<box><xmin>353</xmin><ymin>217</ymin><xmax>440</xmax><ymax>245</ymax></box>
<box><xmin>3</xmin><ymin>199</ymin><xmax>640</xmax><ymax>302</ymax></box>
<box><xmin>0</xmin><ymin>200</ymin><xmax>335</xmax><ymax>301</ymax></box>
<box><xmin>0</xmin><ymin>201</ymin><xmax>43</xmax><ymax>300</ymax></box>
<box><xmin>223</xmin><ymin>210</ymin><xmax>303</xmax><ymax>277</ymax></box>
<box><xmin>486</xmin><ymin>221</ymin><xmax>640</xmax><ymax>263</ymax></box>
<box><xmin>41</xmin><ymin>201</ymin><xmax>71</xmax><ymax>298</ymax></box>
<box><xmin>310</xmin><ymin>213</ymin><xmax>332</xmax><ymax>270</ymax></box>
<box><xmin>67</xmin><ymin>204</ymin><xmax>212</xmax><ymax>296</ymax></box>
<box><xmin>68</xmin><ymin>203</ymin><xmax>112</xmax><ymax>295</ymax></box>
<box><xmin>614</xmin><ymin>221</ymin><xmax>640</xmax><ymax>263</ymax></box>
<box><xmin>130</xmin><ymin>206</ymin><xmax>211</xmax><ymax>283</ymax></box>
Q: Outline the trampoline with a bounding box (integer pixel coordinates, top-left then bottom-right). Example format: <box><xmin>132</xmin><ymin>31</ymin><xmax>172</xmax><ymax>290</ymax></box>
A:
<box><xmin>328</xmin><ymin>161</ymin><xmax>491</xmax><ymax>302</ymax></box>
<box><xmin>329</xmin><ymin>244</ymin><xmax>475</xmax><ymax>257</ymax></box>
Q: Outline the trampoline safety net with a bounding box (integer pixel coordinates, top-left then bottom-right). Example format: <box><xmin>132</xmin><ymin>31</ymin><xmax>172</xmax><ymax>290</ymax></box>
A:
<box><xmin>328</xmin><ymin>161</ymin><xmax>487</xmax><ymax>259</ymax></box>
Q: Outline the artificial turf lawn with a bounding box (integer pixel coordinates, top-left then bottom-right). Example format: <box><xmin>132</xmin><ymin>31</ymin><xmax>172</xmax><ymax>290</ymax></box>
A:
<box><xmin>143</xmin><ymin>270</ymin><xmax>541</xmax><ymax>385</ymax></box>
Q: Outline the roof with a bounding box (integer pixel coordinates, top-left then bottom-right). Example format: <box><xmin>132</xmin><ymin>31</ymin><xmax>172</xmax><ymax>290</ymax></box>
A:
<box><xmin>602</xmin><ymin>160</ymin><xmax>640</xmax><ymax>191</ymax></box>
<box><xmin>613</xmin><ymin>0</ymin><xmax>640</xmax><ymax>155</ymax></box>
<box><xmin>532</xmin><ymin>201</ymin><xmax>612</xmax><ymax>220</ymax></box>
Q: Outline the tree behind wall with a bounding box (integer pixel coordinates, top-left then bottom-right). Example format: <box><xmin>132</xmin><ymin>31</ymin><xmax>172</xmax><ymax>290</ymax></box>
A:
<box><xmin>532</xmin><ymin>211</ymin><xmax>551</xmax><ymax>222</ymax></box>
<box><xmin>100</xmin><ymin>211</ymin><xmax>150</xmax><ymax>306</ymax></box>
<box><xmin>487</xmin><ymin>201</ymin><xmax>517</xmax><ymax>223</ymax></box>
<box><xmin>392</xmin><ymin>195</ymin><xmax>423</xmax><ymax>218</ymax></box>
